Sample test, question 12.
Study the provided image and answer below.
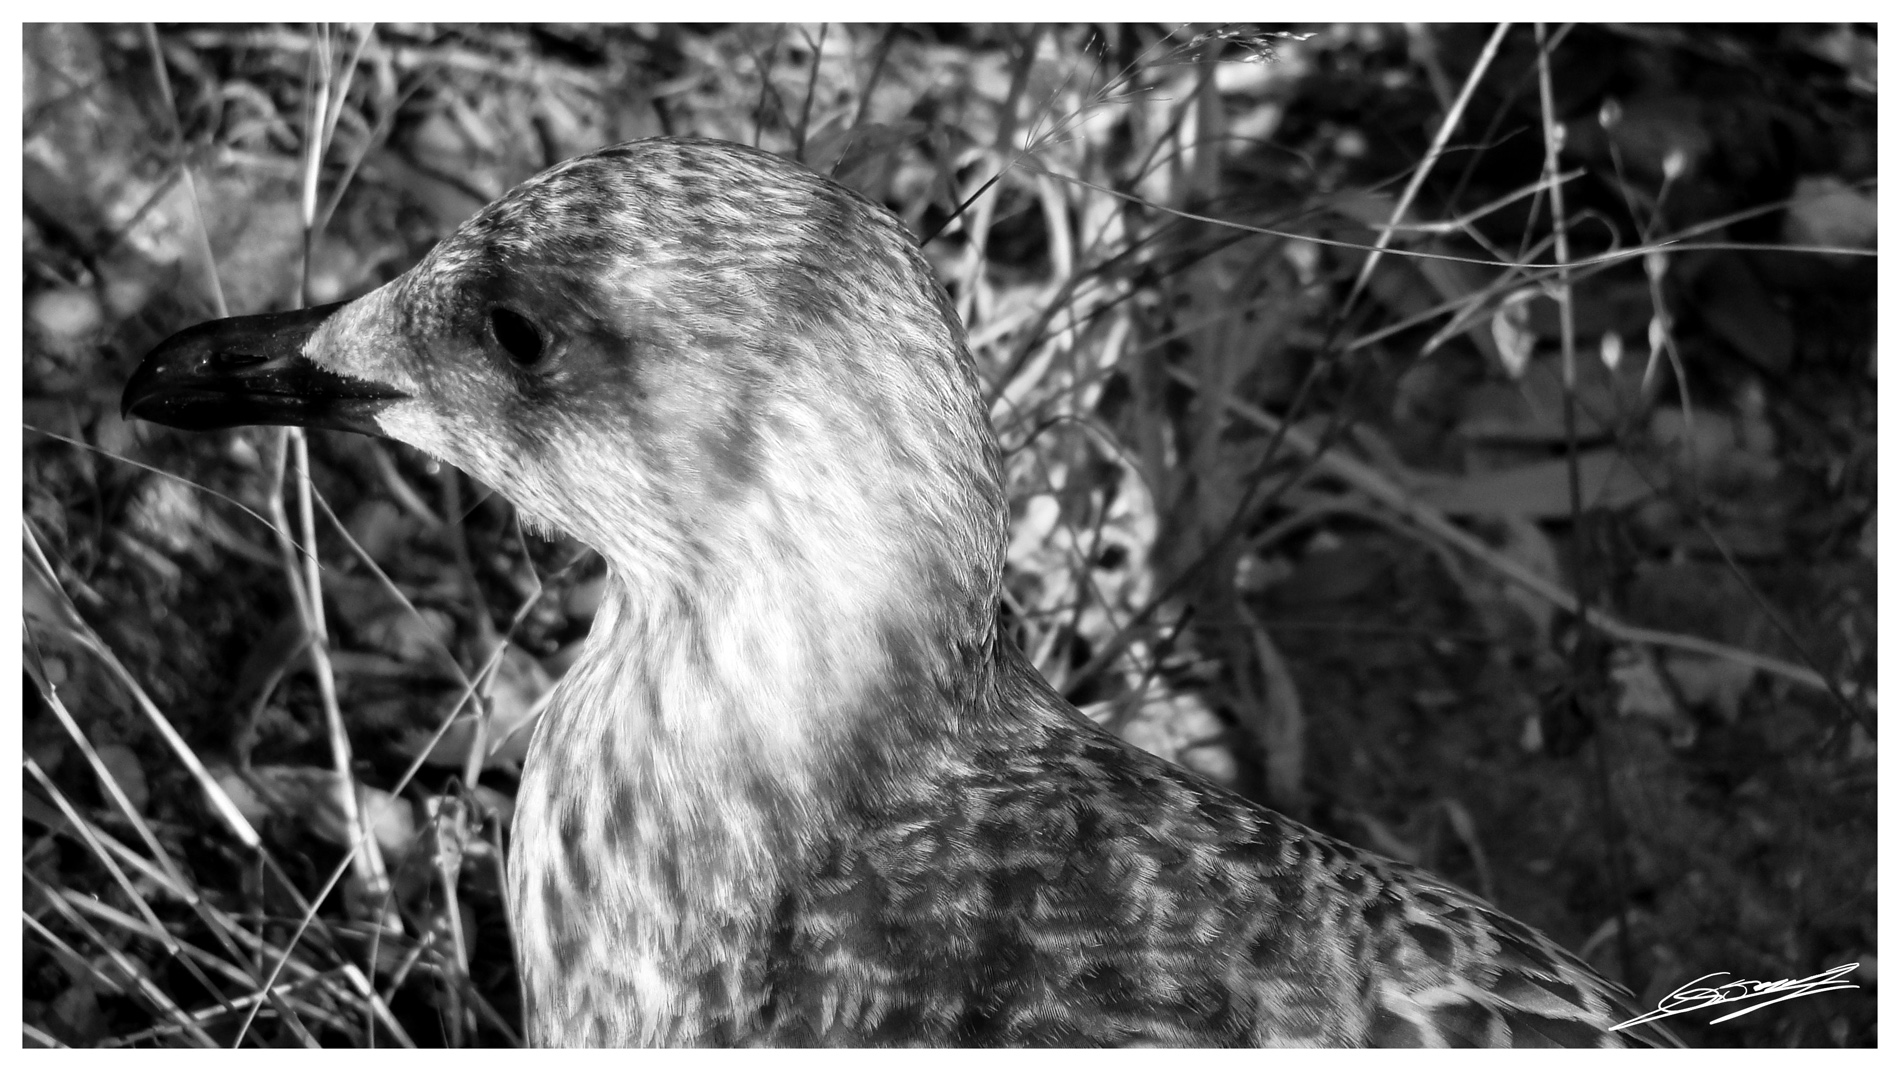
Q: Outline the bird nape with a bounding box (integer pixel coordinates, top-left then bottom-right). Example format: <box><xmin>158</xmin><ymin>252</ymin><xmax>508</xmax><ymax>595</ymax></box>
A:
<box><xmin>123</xmin><ymin>136</ymin><xmax>1678</xmax><ymax>1048</ymax></box>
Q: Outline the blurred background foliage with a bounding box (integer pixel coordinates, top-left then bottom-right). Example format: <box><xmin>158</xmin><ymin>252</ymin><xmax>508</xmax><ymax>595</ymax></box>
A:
<box><xmin>22</xmin><ymin>23</ymin><xmax>1876</xmax><ymax>1047</ymax></box>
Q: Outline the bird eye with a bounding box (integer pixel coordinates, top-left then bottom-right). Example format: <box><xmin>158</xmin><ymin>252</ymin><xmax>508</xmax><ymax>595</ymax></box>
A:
<box><xmin>489</xmin><ymin>307</ymin><xmax>545</xmax><ymax>366</ymax></box>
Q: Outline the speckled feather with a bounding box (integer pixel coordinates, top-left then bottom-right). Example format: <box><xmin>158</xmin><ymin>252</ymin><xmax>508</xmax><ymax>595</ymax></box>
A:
<box><xmin>288</xmin><ymin>138</ymin><xmax>1674</xmax><ymax>1047</ymax></box>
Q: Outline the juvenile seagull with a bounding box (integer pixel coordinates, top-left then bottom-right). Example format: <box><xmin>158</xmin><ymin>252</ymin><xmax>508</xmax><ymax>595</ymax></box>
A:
<box><xmin>124</xmin><ymin>137</ymin><xmax>1676</xmax><ymax>1048</ymax></box>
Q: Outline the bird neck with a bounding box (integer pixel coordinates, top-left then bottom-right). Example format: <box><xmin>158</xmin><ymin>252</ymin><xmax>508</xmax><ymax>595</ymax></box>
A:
<box><xmin>509</xmin><ymin>546</ymin><xmax>1005</xmax><ymax>1040</ymax></box>
<box><xmin>515</xmin><ymin>564</ymin><xmax>877</xmax><ymax>881</ymax></box>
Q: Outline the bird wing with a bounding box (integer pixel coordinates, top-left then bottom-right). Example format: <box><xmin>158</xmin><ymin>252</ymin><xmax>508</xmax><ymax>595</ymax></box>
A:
<box><xmin>1021</xmin><ymin>690</ymin><xmax>1685</xmax><ymax>1048</ymax></box>
<box><xmin>785</xmin><ymin>654</ymin><xmax>1681</xmax><ymax>1047</ymax></box>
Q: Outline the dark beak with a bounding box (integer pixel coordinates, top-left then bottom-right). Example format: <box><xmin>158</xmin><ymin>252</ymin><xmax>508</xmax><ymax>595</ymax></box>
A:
<box><xmin>122</xmin><ymin>302</ymin><xmax>407</xmax><ymax>435</ymax></box>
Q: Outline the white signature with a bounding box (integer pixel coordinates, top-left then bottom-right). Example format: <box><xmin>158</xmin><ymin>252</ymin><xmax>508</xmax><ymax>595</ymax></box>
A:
<box><xmin>1611</xmin><ymin>963</ymin><xmax>1860</xmax><ymax>1031</ymax></box>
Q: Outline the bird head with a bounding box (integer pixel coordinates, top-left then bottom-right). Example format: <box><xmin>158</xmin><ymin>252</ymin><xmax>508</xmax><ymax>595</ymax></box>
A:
<box><xmin>125</xmin><ymin>138</ymin><xmax>1007</xmax><ymax>656</ymax></box>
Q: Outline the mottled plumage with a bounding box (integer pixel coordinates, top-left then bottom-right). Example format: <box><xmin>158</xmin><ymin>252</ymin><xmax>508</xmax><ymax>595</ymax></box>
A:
<box><xmin>124</xmin><ymin>137</ymin><xmax>1677</xmax><ymax>1048</ymax></box>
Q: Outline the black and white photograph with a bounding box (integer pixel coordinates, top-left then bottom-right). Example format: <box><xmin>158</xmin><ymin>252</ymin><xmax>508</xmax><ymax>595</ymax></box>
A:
<box><xmin>18</xmin><ymin>22</ymin><xmax>1879</xmax><ymax>1048</ymax></box>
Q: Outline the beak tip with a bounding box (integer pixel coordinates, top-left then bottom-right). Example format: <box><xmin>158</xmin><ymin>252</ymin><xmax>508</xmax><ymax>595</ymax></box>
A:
<box><xmin>119</xmin><ymin>375</ymin><xmax>147</xmax><ymax>423</ymax></box>
<box><xmin>119</xmin><ymin>358</ymin><xmax>167</xmax><ymax>424</ymax></box>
